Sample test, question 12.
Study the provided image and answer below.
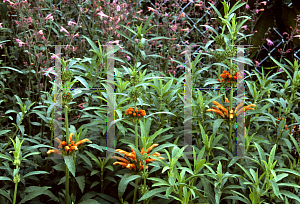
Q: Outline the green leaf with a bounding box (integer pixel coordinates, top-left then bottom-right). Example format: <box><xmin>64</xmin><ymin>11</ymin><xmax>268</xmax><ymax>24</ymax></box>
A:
<box><xmin>64</xmin><ymin>156</ymin><xmax>76</xmax><ymax>177</ymax></box>
<box><xmin>75</xmin><ymin>175</ymin><xmax>85</xmax><ymax>193</ymax></box>
<box><xmin>279</xmin><ymin>190</ymin><xmax>300</xmax><ymax>202</ymax></box>
<box><xmin>22</xmin><ymin>171</ymin><xmax>49</xmax><ymax>179</ymax></box>
<box><xmin>0</xmin><ymin>66</ymin><xmax>24</xmax><ymax>74</ymax></box>
<box><xmin>84</xmin><ymin>150</ymin><xmax>101</xmax><ymax>167</ymax></box>
<box><xmin>0</xmin><ymin>153</ymin><xmax>13</xmax><ymax>162</ymax></box>
<box><xmin>0</xmin><ymin>176</ymin><xmax>12</xmax><ymax>181</ymax></box>
<box><xmin>269</xmin><ymin>179</ymin><xmax>282</xmax><ymax>200</ymax></box>
<box><xmin>74</xmin><ymin>76</ymin><xmax>89</xmax><ymax>88</ymax></box>
<box><xmin>0</xmin><ymin>189</ymin><xmax>12</xmax><ymax>203</ymax></box>
<box><xmin>253</xmin><ymin>142</ymin><xmax>266</xmax><ymax>165</ymax></box>
<box><xmin>78</xmin><ymin>199</ymin><xmax>100</xmax><ymax>204</ymax></box>
<box><xmin>19</xmin><ymin>186</ymin><xmax>51</xmax><ymax>204</ymax></box>
<box><xmin>118</xmin><ymin>173</ymin><xmax>141</xmax><ymax>198</ymax></box>
<box><xmin>82</xmin><ymin>35</ymin><xmax>100</xmax><ymax>55</ymax></box>
<box><xmin>0</xmin><ymin>130</ymin><xmax>10</xmax><ymax>136</ymax></box>
<box><xmin>22</xmin><ymin>152</ymin><xmax>41</xmax><ymax>160</ymax></box>
<box><xmin>78</xmin><ymin>154</ymin><xmax>93</xmax><ymax>168</ymax></box>
<box><xmin>213</xmin><ymin>119</ymin><xmax>225</xmax><ymax>137</ymax></box>
<box><xmin>138</xmin><ymin>187</ymin><xmax>168</xmax><ymax>202</ymax></box>
<box><xmin>147</xmin><ymin>177</ymin><xmax>170</xmax><ymax>187</ymax></box>
<box><xmin>115</xmin><ymin>30</ymin><xmax>135</xmax><ymax>44</ymax></box>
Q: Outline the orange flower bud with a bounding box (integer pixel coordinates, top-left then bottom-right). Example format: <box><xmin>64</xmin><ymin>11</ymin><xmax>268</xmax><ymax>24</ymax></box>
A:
<box><xmin>133</xmin><ymin>113</ymin><xmax>136</xmax><ymax>116</ymax></box>
<box><xmin>229</xmin><ymin>75</ymin><xmax>232</xmax><ymax>79</ymax></box>
<box><xmin>62</xmin><ymin>141</ymin><xmax>66</xmax><ymax>146</ymax></box>
<box><xmin>138</xmin><ymin>114</ymin><xmax>140</xmax><ymax>116</ymax></box>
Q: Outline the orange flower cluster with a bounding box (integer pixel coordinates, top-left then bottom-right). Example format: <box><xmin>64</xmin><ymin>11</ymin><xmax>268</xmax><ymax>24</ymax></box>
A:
<box><xmin>112</xmin><ymin>144</ymin><xmax>164</xmax><ymax>171</ymax></box>
<box><xmin>206</xmin><ymin>99</ymin><xmax>256</xmax><ymax>119</ymax></box>
<box><xmin>218</xmin><ymin>70</ymin><xmax>243</xmax><ymax>83</ymax></box>
<box><xmin>126</xmin><ymin>107</ymin><xmax>146</xmax><ymax>118</ymax></box>
<box><xmin>47</xmin><ymin>133</ymin><xmax>90</xmax><ymax>155</ymax></box>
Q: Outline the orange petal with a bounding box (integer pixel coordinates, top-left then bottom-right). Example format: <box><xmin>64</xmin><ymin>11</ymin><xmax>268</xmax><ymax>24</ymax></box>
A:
<box><xmin>141</xmin><ymin>147</ymin><xmax>145</xmax><ymax>155</ymax></box>
<box><xmin>75</xmin><ymin>139</ymin><xmax>90</xmax><ymax>146</ymax></box>
<box><xmin>54</xmin><ymin>138</ymin><xmax>62</xmax><ymax>146</ymax></box>
<box><xmin>69</xmin><ymin>133</ymin><xmax>74</xmax><ymax>143</ymax></box>
<box><xmin>146</xmin><ymin>144</ymin><xmax>159</xmax><ymax>154</ymax></box>
<box><xmin>113</xmin><ymin>162</ymin><xmax>127</xmax><ymax>168</ymax></box>
<box><xmin>111</xmin><ymin>156</ymin><xmax>130</xmax><ymax>164</ymax></box>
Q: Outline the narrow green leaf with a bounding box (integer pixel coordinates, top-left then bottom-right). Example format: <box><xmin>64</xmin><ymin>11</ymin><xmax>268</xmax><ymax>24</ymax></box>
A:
<box><xmin>0</xmin><ymin>189</ymin><xmax>12</xmax><ymax>203</ymax></box>
<box><xmin>118</xmin><ymin>173</ymin><xmax>140</xmax><ymax>198</ymax></box>
<box><xmin>75</xmin><ymin>175</ymin><xmax>85</xmax><ymax>193</ymax></box>
<box><xmin>19</xmin><ymin>187</ymin><xmax>51</xmax><ymax>204</ymax></box>
<box><xmin>138</xmin><ymin>187</ymin><xmax>168</xmax><ymax>202</ymax></box>
<box><xmin>22</xmin><ymin>171</ymin><xmax>49</xmax><ymax>179</ymax></box>
<box><xmin>0</xmin><ymin>176</ymin><xmax>12</xmax><ymax>181</ymax></box>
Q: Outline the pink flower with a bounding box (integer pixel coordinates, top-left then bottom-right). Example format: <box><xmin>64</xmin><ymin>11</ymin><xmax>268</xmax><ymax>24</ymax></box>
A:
<box><xmin>256</xmin><ymin>9</ymin><xmax>259</xmax><ymax>14</ymax></box>
<box><xmin>260</xmin><ymin>1</ymin><xmax>267</xmax><ymax>6</ymax></box>
<box><xmin>45</xmin><ymin>13</ymin><xmax>53</xmax><ymax>21</ymax></box>
<box><xmin>28</xmin><ymin>17</ymin><xmax>32</xmax><ymax>23</ymax></box>
<box><xmin>38</xmin><ymin>30</ymin><xmax>43</xmax><ymax>35</ymax></box>
<box><xmin>74</xmin><ymin>33</ymin><xmax>79</xmax><ymax>38</ymax></box>
<box><xmin>40</xmin><ymin>67</ymin><xmax>55</xmax><ymax>81</ymax></box>
<box><xmin>0</xmin><ymin>44</ymin><xmax>2</xmax><ymax>49</ymax></box>
<box><xmin>60</xmin><ymin>26</ymin><xmax>70</xmax><ymax>35</ymax></box>
<box><xmin>117</xmin><ymin>5</ymin><xmax>120</xmax><ymax>11</ymax></box>
<box><xmin>171</xmin><ymin>25</ymin><xmax>177</xmax><ymax>32</ymax></box>
<box><xmin>246</xmin><ymin>4</ymin><xmax>250</xmax><ymax>9</ymax></box>
<box><xmin>16</xmin><ymin>39</ymin><xmax>26</xmax><ymax>47</ymax></box>
<box><xmin>241</xmin><ymin>25</ymin><xmax>247</xmax><ymax>30</ymax></box>
<box><xmin>109</xmin><ymin>40</ymin><xmax>120</xmax><ymax>45</ymax></box>
<box><xmin>165</xmin><ymin>12</ymin><xmax>168</xmax><ymax>17</ymax></box>
<box><xmin>104</xmin><ymin>20</ymin><xmax>107</xmax><ymax>24</ymax></box>
<box><xmin>255</xmin><ymin>61</ymin><xmax>259</xmax><ymax>66</ymax></box>
<box><xmin>266</xmin><ymin>38</ymin><xmax>273</xmax><ymax>46</ymax></box>
<box><xmin>68</xmin><ymin>20</ymin><xmax>77</xmax><ymax>26</ymax></box>
<box><xmin>127</xmin><ymin>56</ymin><xmax>130</xmax><ymax>60</ymax></box>
<box><xmin>0</xmin><ymin>23</ymin><xmax>2</xmax><ymax>28</ymax></box>
<box><xmin>97</xmin><ymin>11</ymin><xmax>111</xmax><ymax>20</ymax></box>
<box><xmin>294</xmin><ymin>35</ymin><xmax>300</xmax><ymax>39</ymax></box>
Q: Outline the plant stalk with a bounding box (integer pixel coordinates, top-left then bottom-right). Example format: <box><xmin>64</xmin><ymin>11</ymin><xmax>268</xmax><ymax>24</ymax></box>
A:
<box><xmin>13</xmin><ymin>182</ymin><xmax>18</xmax><ymax>204</ymax></box>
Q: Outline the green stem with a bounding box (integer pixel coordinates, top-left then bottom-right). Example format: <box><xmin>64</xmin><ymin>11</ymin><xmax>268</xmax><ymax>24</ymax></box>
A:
<box><xmin>13</xmin><ymin>182</ymin><xmax>18</xmax><ymax>204</ymax></box>
<box><xmin>65</xmin><ymin>106</ymin><xmax>69</xmax><ymax>143</ymax></box>
<box><xmin>65</xmin><ymin>106</ymin><xmax>70</xmax><ymax>204</ymax></box>
<box><xmin>65</xmin><ymin>164</ymin><xmax>70</xmax><ymax>204</ymax></box>
<box><xmin>133</xmin><ymin>178</ymin><xmax>139</xmax><ymax>204</ymax></box>
<box><xmin>133</xmin><ymin>122</ymin><xmax>139</xmax><ymax>204</ymax></box>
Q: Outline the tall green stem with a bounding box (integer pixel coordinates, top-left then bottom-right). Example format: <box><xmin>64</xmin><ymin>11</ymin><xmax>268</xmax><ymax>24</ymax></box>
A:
<box><xmin>65</xmin><ymin>106</ymin><xmax>70</xmax><ymax>204</ymax></box>
<box><xmin>13</xmin><ymin>182</ymin><xmax>18</xmax><ymax>204</ymax></box>
<box><xmin>65</xmin><ymin>165</ymin><xmax>70</xmax><ymax>204</ymax></box>
<box><xmin>133</xmin><ymin>122</ymin><xmax>139</xmax><ymax>204</ymax></box>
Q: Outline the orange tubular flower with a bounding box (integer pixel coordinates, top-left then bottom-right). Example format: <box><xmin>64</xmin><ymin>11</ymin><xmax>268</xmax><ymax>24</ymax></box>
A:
<box><xmin>47</xmin><ymin>133</ymin><xmax>90</xmax><ymax>155</ymax></box>
<box><xmin>236</xmin><ymin>104</ymin><xmax>256</xmax><ymax>116</ymax></box>
<box><xmin>47</xmin><ymin>149</ymin><xmax>62</xmax><ymax>154</ymax></box>
<box><xmin>113</xmin><ymin>144</ymin><xmax>164</xmax><ymax>171</ymax></box>
<box><xmin>206</xmin><ymin>108</ymin><xmax>225</xmax><ymax>118</ymax></box>
<box><xmin>208</xmin><ymin>100</ymin><xmax>256</xmax><ymax>119</ymax></box>
<box><xmin>75</xmin><ymin>138</ymin><xmax>90</xmax><ymax>146</ymax></box>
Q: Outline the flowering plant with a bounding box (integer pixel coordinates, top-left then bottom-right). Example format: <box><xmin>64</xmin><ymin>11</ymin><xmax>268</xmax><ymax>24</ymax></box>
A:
<box><xmin>46</xmin><ymin>133</ymin><xmax>91</xmax><ymax>156</ymax></box>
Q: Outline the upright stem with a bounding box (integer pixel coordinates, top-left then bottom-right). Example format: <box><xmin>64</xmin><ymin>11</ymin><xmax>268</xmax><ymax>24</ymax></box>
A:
<box><xmin>13</xmin><ymin>182</ymin><xmax>18</xmax><ymax>204</ymax></box>
<box><xmin>65</xmin><ymin>164</ymin><xmax>70</xmax><ymax>204</ymax></box>
<box><xmin>133</xmin><ymin>122</ymin><xmax>139</xmax><ymax>204</ymax></box>
<box><xmin>65</xmin><ymin>106</ymin><xmax>70</xmax><ymax>204</ymax></box>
